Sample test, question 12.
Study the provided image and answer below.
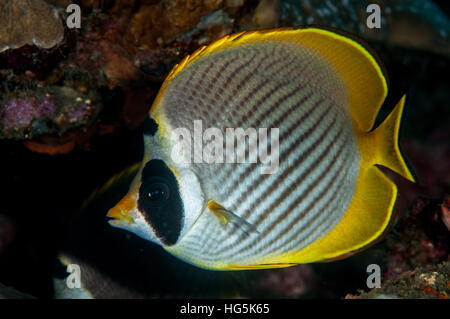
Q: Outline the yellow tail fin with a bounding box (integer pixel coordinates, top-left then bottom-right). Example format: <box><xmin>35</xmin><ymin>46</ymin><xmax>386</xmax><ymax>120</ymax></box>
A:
<box><xmin>370</xmin><ymin>95</ymin><xmax>415</xmax><ymax>182</ymax></box>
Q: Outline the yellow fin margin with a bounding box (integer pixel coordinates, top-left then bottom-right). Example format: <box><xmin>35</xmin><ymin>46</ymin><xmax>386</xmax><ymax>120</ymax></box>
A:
<box><xmin>246</xmin><ymin>95</ymin><xmax>414</xmax><ymax>266</ymax></box>
<box><xmin>251</xmin><ymin>165</ymin><xmax>397</xmax><ymax>265</ymax></box>
<box><xmin>151</xmin><ymin>27</ymin><xmax>413</xmax><ymax>268</ymax></box>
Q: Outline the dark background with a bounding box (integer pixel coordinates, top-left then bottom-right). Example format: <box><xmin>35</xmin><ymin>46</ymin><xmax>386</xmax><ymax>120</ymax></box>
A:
<box><xmin>0</xmin><ymin>0</ymin><xmax>448</xmax><ymax>298</ymax></box>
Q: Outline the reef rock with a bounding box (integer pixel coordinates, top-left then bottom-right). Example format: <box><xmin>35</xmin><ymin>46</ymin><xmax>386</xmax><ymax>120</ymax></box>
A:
<box><xmin>346</xmin><ymin>262</ymin><xmax>449</xmax><ymax>299</ymax></box>
<box><xmin>0</xmin><ymin>0</ymin><xmax>65</xmax><ymax>52</ymax></box>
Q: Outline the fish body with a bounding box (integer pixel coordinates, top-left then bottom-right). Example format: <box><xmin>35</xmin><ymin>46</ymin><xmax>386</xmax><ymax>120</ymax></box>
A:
<box><xmin>108</xmin><ymin>27</ymin><xmax>415</xmax><ymax>270</ymax></box>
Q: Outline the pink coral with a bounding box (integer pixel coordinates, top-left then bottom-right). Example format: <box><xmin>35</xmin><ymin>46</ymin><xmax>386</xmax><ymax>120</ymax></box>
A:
<box><xmin>0</xmin><ymin>95</ymin><xmax>56</xmax><ymax>132</ymax></box>
<box><xmin>0</xmin><ymin>84</ymin><xmax>100</xmax><ymax>139</ymax></box>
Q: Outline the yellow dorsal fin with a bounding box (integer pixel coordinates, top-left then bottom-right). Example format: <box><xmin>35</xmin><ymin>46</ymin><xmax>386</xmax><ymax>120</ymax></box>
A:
<box><xmin>152</xmin><ymin>27</ymin><xmax>387</xmax><ymax>133</ymax></box>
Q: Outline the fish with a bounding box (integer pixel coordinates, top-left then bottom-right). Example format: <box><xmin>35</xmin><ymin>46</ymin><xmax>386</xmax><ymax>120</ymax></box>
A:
<box><xmin>54</xmin><ymin>164</ymin><xmax>246</xmax><ymax>298</ymax></box>
<box><xmin>107</xmin><ymin>27</ymin><xmax>415</xmax><ymax>270</ymax></box>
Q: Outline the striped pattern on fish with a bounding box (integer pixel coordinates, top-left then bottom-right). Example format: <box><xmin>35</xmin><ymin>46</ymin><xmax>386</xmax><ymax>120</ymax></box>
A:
<box><xmin>107</xmin><ymin>27</ymin><xmax>415</xmax><ymax>271</ymax></box>
<box><xmin>158</xmin><ymin>41</ymin><xmax>361</xmax><ymax>267</ymax></box>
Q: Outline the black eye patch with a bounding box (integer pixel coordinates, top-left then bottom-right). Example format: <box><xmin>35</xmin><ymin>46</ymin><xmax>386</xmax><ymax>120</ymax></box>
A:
<box><xmin>138</xmin><ymin>159</ymin><xmax>184</xmax><ymax>246</ymax></box>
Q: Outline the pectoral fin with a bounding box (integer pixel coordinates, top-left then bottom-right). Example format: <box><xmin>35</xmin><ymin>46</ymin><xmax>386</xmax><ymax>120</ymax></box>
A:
<box><xmin>207</xmin><ymin>200</ymin><xmax>259</xmax><ymax>236</ymax></box>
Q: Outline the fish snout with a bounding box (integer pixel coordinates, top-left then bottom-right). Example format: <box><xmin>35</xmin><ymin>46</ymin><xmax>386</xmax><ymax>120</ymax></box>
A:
<box><xmin>107</xmin><ymin>192</ymin><xmax>137</xmax><ymax>224</ymax></box>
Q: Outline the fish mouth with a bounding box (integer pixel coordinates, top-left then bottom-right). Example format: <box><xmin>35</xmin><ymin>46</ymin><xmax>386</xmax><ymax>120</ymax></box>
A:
<box><xmin>107</xmin><ymin>208</ymin><xmax>134</xmax><ymax>226</ymax></box>
<box><xmin>107</xmin><ymin>192</ymin><xmax>137</xmax><ymax>225</ymax></box>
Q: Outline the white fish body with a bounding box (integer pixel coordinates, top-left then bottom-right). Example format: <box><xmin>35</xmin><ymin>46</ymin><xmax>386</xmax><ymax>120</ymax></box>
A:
<box><xmin>108</xmin><ymin>28</ymin><xmax>415</xmax><ymax>270</ymax></box>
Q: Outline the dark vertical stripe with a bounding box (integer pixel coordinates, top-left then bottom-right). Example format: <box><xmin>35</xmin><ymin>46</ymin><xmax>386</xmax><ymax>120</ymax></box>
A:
<box><xmin>212</xmin><ymin>109</ymin><xmax>342</xmax><ymax>256</ymax></box>
<box><xmin>225</xmin><ymin>95</ymin><xmax>323</xmax><ymax>202</ymax></box>
<box><xmin>263</xmin><ymin>140</ymin><xmax>355</xmax><ymax>258</ymax></box>
<box><xmin>221</xmin><ymin>131</ymin><xmax>352</xmax><ymax>260</ymax></box>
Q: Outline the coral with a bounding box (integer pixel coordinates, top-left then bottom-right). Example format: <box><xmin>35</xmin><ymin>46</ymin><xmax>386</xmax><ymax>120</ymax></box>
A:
<box><xmin>0</xmin><ymin>29</ymin><xmax>76</xmax><ymax>80</ymax></box>
<box><xmin>0</xmin><ymin>82</ymin><xmax>101</xmax><ymax>140</ymax></box>
<box><xmin>0</xmin><ymin>0</ymin><xmax>448</xmax><ymax>147</ymax></box>
<box><xmin>1</xmin><ymin>95</ymin><xmax>56</xmax><ymax>133</ymax></box>
<box><xmin>81</xmin><ymin>0</ymin><xmax>235</xmax><ymax>54</ymax></box>
<box><xmin>97</xmin><ymin>40</ymin><xmax>141</xmax><ymax>88</ymax></box>
<box><xmin>0</xmin><ymin>0</ymin><xmax>65</xmax><ymax>52</ymax></box>
<box><xmin>24</xmin><ymin>137</ymin><xmax>77</xmax><ymax>155</ymax></box>
<box><xmin>80</xmin><ymin>0</ymin><xmax>248</xmax><ymax>56</ymax></box>
<box><xmin>345</xmin><ymin>262</ymin><xmax>450</xmax><ymax>299</ymax></box>
<box><xmin>23</xmin><ymin>123</ymin><xmax>117</xmax><ymax>155</ymax></box>
<box><xmin>124</xmin><ymin>0</ymin><xmax>227</xmax><ymax>49</ymax></box>
<box><xmin>384</xmin><ymin>197</ymin><xmax>449</xmax><ymax>279</ymax></box>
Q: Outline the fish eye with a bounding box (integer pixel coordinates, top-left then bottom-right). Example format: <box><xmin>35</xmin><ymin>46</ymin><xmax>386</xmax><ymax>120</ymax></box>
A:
<box><xmin>144</xmin><ymin>182</ymin><xmax>170</xmax><ymax>204</ymax></box>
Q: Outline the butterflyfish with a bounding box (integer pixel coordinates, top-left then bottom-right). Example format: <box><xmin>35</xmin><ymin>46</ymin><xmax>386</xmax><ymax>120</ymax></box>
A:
<box><xmin>107</xmin><ymin>27</ymin><xmax>415</xmax><ymax>270</ymax></box>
